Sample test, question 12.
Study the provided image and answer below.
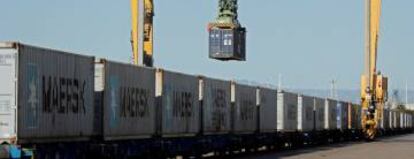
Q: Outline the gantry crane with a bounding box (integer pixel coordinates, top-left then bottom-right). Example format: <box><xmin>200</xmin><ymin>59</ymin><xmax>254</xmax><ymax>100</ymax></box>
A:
<box><xmin>130</xmin><ymin>0</ymin><xmax>246</xmax><ymax>66</ymax></box>
<box><xmin>361</xmin><ymin>0</ymin><xmax>388</xmax><ymax>140</ymax></box>
<box><xmin>130</xmin><ymin>0</ymin><xmax>388</xmax><ymax>140</ymax></box>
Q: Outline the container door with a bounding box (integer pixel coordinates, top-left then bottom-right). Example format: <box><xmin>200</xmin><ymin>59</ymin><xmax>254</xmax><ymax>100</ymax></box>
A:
<box><xmin>0</xmin><ymin>49</ymin><xmax>17</xmax><ymax>143</ymax></box>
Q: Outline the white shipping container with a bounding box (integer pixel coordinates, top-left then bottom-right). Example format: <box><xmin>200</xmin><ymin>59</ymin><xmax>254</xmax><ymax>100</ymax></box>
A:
<box><xmin>0</xmin><ymin>42</ymin><xmax>95</xmax><ymax>144</ymax></box>
<box><xmin>298</xmin><ymin>95</ymin><xmax>314</xmax><ymax>132</ymax></box>
<box><xmin>231</xmin><ymin>82</ymin><xmax>257</xmax><ymax>133</ymax></box>
<box><xmin>314</xmin><ymin>97</ymin><xmax>325</xmax><ymax>131</ymax></box>
<box><xmin>156</xmin><ymin>69</ymin><xmax>200</xmax><ymax>136</ymax></box>
<box><xmin>199</xmin><ymin>77</ymin><xmax>231</xmax><ymax>134</ymax></box>
<box><xmin>277</xmin><ymin>91</ymin><xmax>298</xmax><ymax>132</ymax></box>
<box><xmin>95</xmin><ymin>60</ymin><xmax>156</xmax><ymax>140</ymax></box>
<box><xmin>324</xmin><ymin>99</ymin><xmax>337</xmax><ymax>130</ymax></box>
<box><xmin>258</xmin><ymin>87</ymin><xmax>277</xmax><ymax>132</ymax></box>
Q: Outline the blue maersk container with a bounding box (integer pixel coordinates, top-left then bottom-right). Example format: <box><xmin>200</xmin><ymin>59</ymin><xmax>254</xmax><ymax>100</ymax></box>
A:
<box><xmin>209</xmin><ymin>28</ymin><xmax>246</xmax><ymax>61</ymax></box>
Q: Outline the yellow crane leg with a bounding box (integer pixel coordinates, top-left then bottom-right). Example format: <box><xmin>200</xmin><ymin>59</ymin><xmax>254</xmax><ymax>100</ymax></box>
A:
<box><xmin>131</xmin><ymin>0</ymin><xmax>154</xmax><ymax>67</ymax></box>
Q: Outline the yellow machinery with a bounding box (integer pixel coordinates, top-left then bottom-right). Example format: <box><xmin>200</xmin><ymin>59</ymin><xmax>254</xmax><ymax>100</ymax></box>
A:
<box><xmin>130</xmin><ymin>0</ymin><xmax>388</xmax><ymax>140</ymax></box>
<box><xmin>131</xmin><ymin>0</ymin><xmax>154</xmax><ymax>67</ymax></box>
<box><xmin>361</xmin><ymin>0</ymin><xmax>388</xmax><ymax>140</ymax></box>
<box><xmin>131</xmin><ymin>0</ymin><xmax>245</xmax><ymax>65</ymax></box>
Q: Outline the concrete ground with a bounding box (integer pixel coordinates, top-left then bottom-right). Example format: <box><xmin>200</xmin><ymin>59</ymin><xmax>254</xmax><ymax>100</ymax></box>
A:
<box><xmin>237</xmin><ymin>134</ymin><xmax>414</xmax><ymax>159</ymax></box>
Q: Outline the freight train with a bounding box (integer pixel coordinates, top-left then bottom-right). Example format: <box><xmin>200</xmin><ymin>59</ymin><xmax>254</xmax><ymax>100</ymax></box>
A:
<box><xmin>0</xmin><ymin>42</ymin><xmax>413</xmax><ymax>158</ymax></box>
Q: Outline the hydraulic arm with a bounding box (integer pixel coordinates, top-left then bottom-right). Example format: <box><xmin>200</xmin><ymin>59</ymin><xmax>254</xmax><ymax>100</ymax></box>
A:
<box><xmin>361</xmin><ymin>0</ymin><xmax>388</xmax><ymax>140</ymax></box>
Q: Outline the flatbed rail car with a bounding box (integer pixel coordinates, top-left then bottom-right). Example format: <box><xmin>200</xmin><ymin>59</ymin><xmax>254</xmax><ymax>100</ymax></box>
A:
<box><xmin>1</xmin><ymin>42</ymin><xmax>413</xmax><ymax>158</ymax></box>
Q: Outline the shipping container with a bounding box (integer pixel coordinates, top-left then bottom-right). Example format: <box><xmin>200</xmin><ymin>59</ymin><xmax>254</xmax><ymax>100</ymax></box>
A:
<box><xmin>277</xmin><ymin>91</ymin><xmax>298</xmax><ymax>132</ymax></box>
<box><xmin>209</xmin><ymin>28</ymin><xmax>246</xmax><ymax>61</ymax></box>
<box><xmin>156</xmin><ymin>69</ymin><xmax>200</xmax><ymax>137</ymax></box>
<box><xmin>393</xmin><ymin>111</ymin><xmax>401</xmax><ymax>129</ymax></box>
<box><xmin>199</xmin><ymin>76</ymin><xmax>231</xmax><ymax>134</ymax></box>
<box><xmin>258</xmin><ymin>87</ymin><xmax>277</xmax><ymax>132</ymax></box>
<box><xmin>297</xmin><ymin>95</ymin><xmax>314</xmax><ymax>132</ymax></box>
<box><xmin>314</xmin><ymin>97</ymin><xmax>325</xmax><ymax>131</ymax></box>
<box><xmin>389</xmin><ymin>110</ymin><xmax>393</xmax><ymax>129</ymax></box>
<box><xmin>347</xmin><ymin>103</ymin><xmax>361</xmax><ymax>130</ymax></box>
<box><xmin>324</xmin><ymin>99</ymin><xmax>337</xmax><ymax>130</ymax></box>
<box><xmin>401</xmin><ymin>112</ymin><xmax>406</xmax><ymax>129</ymax></box>
<box><xmin>355</xmin><ymin>104</ymin><xmax>362</xmax><ymax>129</ymax></box>
<box><xmin>0</xmin><ymin>42</ymin><xmax>95</xmax><ymax>144</ymax></box>
<box><xmin>336</xmin><ymin>101</ymin><xmax>348</xmax><ymax>130</ymax></box>
<box><xmin>231</xmin><ymin>82</ymin><xmax>257</xmax><ymax>133</ymax></box>
<box><xmin>391</xmin><ymin>111</ymin><xmax>397</xmax><ymax>129</ymax></box>
<box><xmin>380</xmin><ymin>108</ymin><xmax>390</xmax><ymax>130</ymax></box>
<box><xmin>95</xmin><ymin>59</ymin><xmax>155</xmax><ymax>140</ymax></box>
<box><xmin>406</xmin><ymin>113</ymin><xmax>410</xmax><ymax>129</ymax></box>
<box><xmin>405</xmin><ymin>113</ymin><xmax>408</xmax><ymax>129</ymax></box>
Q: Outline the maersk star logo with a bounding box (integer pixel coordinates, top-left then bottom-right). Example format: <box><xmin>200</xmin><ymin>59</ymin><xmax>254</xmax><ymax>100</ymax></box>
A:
<box><xmin>25</xmin><ymin>64</ymin><xmax>39</xmax><ymax>129</ymax></box>
<box><xmin>28</xmin><ymin>76</ymin><xmax>38</xmax><ymax>119</ymax></box>
<box><xmin>109</xmin><ymin>76</ymin><xmax>119</xmax><ymax>128</ymax></box>
<box><xmin>111</xmin><ymin>88</ymin><xmax>117</xmax><ymax>118</ymax></box>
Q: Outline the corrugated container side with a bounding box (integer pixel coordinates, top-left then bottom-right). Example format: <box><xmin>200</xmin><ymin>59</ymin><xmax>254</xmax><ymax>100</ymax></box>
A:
<box><xmin>343</xmin><ymin>103</ymin><xmax>348</xmax><ymax>130</ymax></box>
<box><xmin>347</xmin><ymin>103</ymin><xmax>351</xmax><ymax>129</ymax></box>
<box><xmin>231</xmin><ymin>83</ymin><xmax>257</xmax><ymax>133</ymax></box>
<box><xmin>404</xmin><ymin>113</ymin><xmax>407</xmax><ymax>128</ymax></box>
<box><xmin>342</xmin><ymin>102</ymin><xmax>348</xmax><ymax>130</ymax></box>
<box><xmin>335</xmin><ymin>101</ymin><xmax>348</xmax><ymax>130</ymax></box>
<box><xmin>199</xmin><ymin>77</ymin><xmax>231</xmax><ymax>134</ymax></box>
<box><xmin>388</xmin><ymin>110</ymin><xmax>393</xmax><ymax>129</ymax></box>
<box><xmin>356</xmin><ymin>104</ymin><xmax>362</xmax><ymax>129</ymax></box>
<box><xmin>348</xmin><ymin>103</ymin><xmax>361</xmax><ymax>130</ymax></box>
<box><xmin>14</xmin><ymin>43</ymin><xmax>95</xmax><ymax>144</ymax></box>
<box><xmin>405</xmin><ymin>113</ymin><xmax>408</xmax><ymax>128</ymax></box>
<box><xmin>209</xmin><ymin>28</ymin><xmax>246</xmax><ymax>61</ymax></box>
<box><xmin>98</xmin><ymin>60</ymin><xmax>156</xmax><ymax>140</ymax></box>
<box><xmin>156</xmin><ymin>69</ymin><xmax>199</xmax><ymax>136</ymax></box>
<box><xmin>391</xmin><ymin>111</ymin><xmax>398</xmax><ymax>129</ymax></box>
<box><xmin>277</xmin><ymin>91</ymin><xmax>298</xmax><ymax>132</ymax></box>
<box><xmin>324</xmin><ymin>99</ymin><xmax>337</xmax><ymax>130</ymax></box>
<box><xmin>401</xmin><ymin>112</ymin><xmax>405</xmax><ymax>129</ymax></box>
<box><xmin>381</xmin><ymin>108</ymin><xmax>390</xmax><ymax>129</ymax></box>
<box><xmin>395</xmin><ymin>112</ymin><xmax>400</xmax><ymax>129</ymax></box>
<box><xmin>258</xmin><ymin>87</ymin><xmax>277</xmax><ymax>132</ymax></box>
<box><xmin>407</xmin><ymin>113</ymin><xmax>410</xmax><ymax>128</ymax></box>
<box><xmin>406</xmin><ymin>114</ymin><xmax>409</xmax><ymax>128</ymax></box>
<box><xmin>314</xmin><ymin>97</ymin><xmax>325</xmax><ymax>131</ymax></box>
<box><xmin>0</xmin><ymin>46</ymin><xmax>17</xmax><ymax>144</ymax></box>
<box><xmin>297</xmin><ymin>95</ymin><xmax>314</xmax><ymax>132</ymax></box>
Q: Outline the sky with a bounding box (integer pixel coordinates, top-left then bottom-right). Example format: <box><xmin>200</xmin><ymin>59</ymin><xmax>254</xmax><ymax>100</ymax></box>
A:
<box><xmin>1</xmin><ymin>0</ymin><xmax>413</xmax><ymax>91</ymax></box>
